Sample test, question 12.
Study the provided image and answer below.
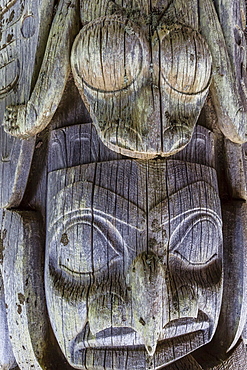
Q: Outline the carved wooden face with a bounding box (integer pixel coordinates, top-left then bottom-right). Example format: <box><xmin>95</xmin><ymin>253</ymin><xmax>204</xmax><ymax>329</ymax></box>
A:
<box><xmin>45</xmin><ymin>159</ymin><xmax>223</xmax><ymax>369</ymax></box>
<box><xmin>71</xmin><ymin>0</ymin><xmax>212</xmax><ymax>159</ymax></box>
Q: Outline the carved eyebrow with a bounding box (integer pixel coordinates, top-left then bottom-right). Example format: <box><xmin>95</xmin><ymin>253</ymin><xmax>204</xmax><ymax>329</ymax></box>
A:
<box><xmin>49</xmin><ymin>207</ymin><xmax>145</xmax><ymax>234</ymax></box>
<box><xmin>50</xmin><ymin>180</ymin><xmax>146</xmax><ymax>227</ymax></box>
<box><xmin>88</xmin><ymin>182</ymin><xmax>147</xmax><ymax>214</ymax></box>
<box><xmin>148</xmin><ymin>181</ymin><xmax>221</xmax><ymax>228</ymax></box>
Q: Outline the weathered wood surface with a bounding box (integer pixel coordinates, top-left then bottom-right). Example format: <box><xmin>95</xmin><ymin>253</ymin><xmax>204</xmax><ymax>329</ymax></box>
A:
<box><xmin>194</xmin><ymin>339</ymin><xmax>247</xmax><ymax>370</ymax></box>
<box><xmin>0</xmin><ymin>0</ymin><xmax>54</xmax><ymax>207</ymax></box>
<box><xmin>71</xmin><ymin>3</ymin><xmax>211</xmax><ymax>158</ymax></box>
<box><xmin>1</xmin><ymin>0</ymin><xmax>247</xmax><ymax>369</ymax></box>
<box><xmin>3</xmin><ymin>0</ymin><xmax>80</xmax><ymax>138</ymax></box>
<box><xmin>1</xmin><ymin>210</ymin><xmax>48</xmax><ymax>369</ymax></box>
<box><xmin>224</xmin><ymin>139</ymin><xmax>247</xmax><ymax>200</ymax></box>
<box><xmin>0</xmin><ymin>272</ymin><xmax>16</xmax><ymax>369</ymax></box>
<box><xmin>2</xmin><ymin>0</ymin><xmax>247</xmax><ymax>156</ymax></box>
<box><xmin>164</xmin><ymin>354</ymin><xmax>203</xmax><ymax>369</ymax></box>
<box><xmin>43</xmin><ymin>122</ymin><xmax>223</xmax><ymax>369</ymax></box>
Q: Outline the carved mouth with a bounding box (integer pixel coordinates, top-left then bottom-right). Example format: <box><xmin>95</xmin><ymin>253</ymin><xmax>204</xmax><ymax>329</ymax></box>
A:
<box><xmin>73</xmin><ymin>310</ymin><xmax>210</xmax><ymax>353</ymax></box>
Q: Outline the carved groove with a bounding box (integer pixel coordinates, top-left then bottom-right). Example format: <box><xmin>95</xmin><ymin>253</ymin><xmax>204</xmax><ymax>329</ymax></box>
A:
<box><xmin>0</xmin><ymin>59</ymin><xmax>20</xmax><ymax>99</ymax></box>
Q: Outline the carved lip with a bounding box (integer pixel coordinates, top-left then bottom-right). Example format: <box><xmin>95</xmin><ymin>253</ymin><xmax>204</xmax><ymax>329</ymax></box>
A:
<box><xmin>73</xmin><ymin>311</ymin><xmax>210</xmax><ymax>353</ymax></box>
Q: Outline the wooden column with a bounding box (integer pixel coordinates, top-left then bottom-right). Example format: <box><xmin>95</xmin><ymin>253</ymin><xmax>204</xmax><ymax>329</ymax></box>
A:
<box><xmin>1</xmin><ymin>1</ymin><xmax>247</xmax><ymax>369</ymax></box>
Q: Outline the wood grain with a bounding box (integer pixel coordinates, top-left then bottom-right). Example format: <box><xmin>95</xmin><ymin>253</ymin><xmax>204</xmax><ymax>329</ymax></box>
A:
<box><xmin>1</xmin><ymin>210</ymin><xmax>48</xmax><ymax>370</ymax></box>
<box><xmin>0</xmin><ymin>0</ymin><xmax>54</xmax><ymax>207</ymax></box>
<box><xmin>3</xmin><ymin>0</ymin><xmax>80</xmax><ymax>138</ymax></box>
<box><xmin>0</xmin><ymin>269</ymin><xmax>16</xmax><ymax>369</ymax></box>
<box><xmin>45</xmin><ymin>131</ymin><xmax>223</xmax><ymax>368</ymax></box>
<box><xmin>72</xmin><ymin>4</ymin><xmax>212</xmax><ymax>158</ymax></box>
<box><xmin>0</xmin><ymin>1</ymin><xmax>247</xmax><ymax>369</ymax></box>
<box><xmin>4</xmin><ymin>0</ymin><xmax>247</xmax><ymax>154</ymax></box>
<box><xmin>199</xmin><ymin>0</ymin><xmax>247</xmax><ymax>143</ymax></box>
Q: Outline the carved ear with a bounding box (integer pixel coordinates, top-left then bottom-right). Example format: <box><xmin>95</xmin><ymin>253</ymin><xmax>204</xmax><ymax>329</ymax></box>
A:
<box><xmin>194</xmin><ymin>201</ymin><xmax>247</xmax><ymax>364</ymax></box>
<box><xmin>207</xmin><ymin>202</ymin><xmax>247</xmax><ymax>354</ymax></box>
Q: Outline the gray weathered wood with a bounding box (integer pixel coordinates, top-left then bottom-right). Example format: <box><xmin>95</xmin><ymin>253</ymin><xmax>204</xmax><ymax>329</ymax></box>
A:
<box><xmin>0</xmin><ymin>0</ymin><xmax>54</xmax><ymax>207</ymax></box>
<box><xmin>194</xmin><ymin>339</ymin><xmax>247</xmax><ymax>369</ymax></box>
<box><xmin>1</xmin><ymin>210</ymin><xmax>48</xmax><ymax>369</ymax></box>
<box><xmin>198</xmin><ymin>201</ymin><xmax>247</xmax><ymax>359</ymax></box>
<box><xmin>1</xmin><ymin>1</ymin><xmax>247</xmax><ymax>369</ymax></box>
<box><xmin>164</xmin><ymin>354</ymin><xmax>203</xmax><ymax>369</ymax></box>
<box><xmin>0</xmin><ymin>0</ymin><xmax>221</xmax><ymax>157</ymax></box>
<box><xmin>3</xmin><ymin>0</ymin><xmax>80</xmax><ymax>138</ymax></box>
<box><xmin>0</xmin><ymin>271</ymin><xmax>16</xmax><ymax>369</ymax></box>
<box><xmin>224</xmin><ymin>139</ymin><xmax>247</xmax><ymax>200</ymax></box>
<box><xmin>45</xmin><ymin>126</ymin><xmax>223</xmax><ymax>368</ymax></box>
<box><xmin>199</xmin><ymin>0</ymin><xmax>247</xmax><ymax>143</ymax></box>
<box><xmin>3</xmin><ymin>0</ymin><xmax>247</xmax><ymax>155</ymax></box>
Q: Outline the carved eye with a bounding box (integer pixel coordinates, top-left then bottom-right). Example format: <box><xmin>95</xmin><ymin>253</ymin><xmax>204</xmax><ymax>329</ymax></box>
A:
<box><xmin>170</xmin><ymin>209</ymin><xmax>222</xmax><ymax>265</ymax></box>
<box><xmin>158</xmin><ymin>27</ymin><xmax>212</xmax><ymax>94</ymax></box>
<box><xmin>50</xmin><ymin>213</ymin><xmax>127</xmax><ymax>276</ymax></box>
<box><xmin>71</xmin><ymin>16</ymin><xmax>148</xmax><ymax>92</ymax></box>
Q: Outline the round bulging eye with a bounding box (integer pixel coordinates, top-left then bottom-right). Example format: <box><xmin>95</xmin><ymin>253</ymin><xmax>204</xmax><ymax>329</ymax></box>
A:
<box><xmin>160</xmin><ymin>27</ymin><xmax>212</xmax><ymax>94</ymax></box>
<box><xmin>71</xmin><ymin>16</ymin><xmax>148</xmax><ymax>92</ymax></box>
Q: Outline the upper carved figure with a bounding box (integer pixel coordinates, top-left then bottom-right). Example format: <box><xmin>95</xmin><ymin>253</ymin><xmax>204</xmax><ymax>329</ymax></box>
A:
<box><xmin>2</xmin><ymin>0</ymin><xmax>247</xmax><ymax>158</ymax></box>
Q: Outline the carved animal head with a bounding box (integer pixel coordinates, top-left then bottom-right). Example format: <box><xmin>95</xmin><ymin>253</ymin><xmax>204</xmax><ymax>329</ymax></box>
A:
<box><xmin>71</xmin><ymin>1</ymin><xmax>212</xmax><ymax>158</ymax></box>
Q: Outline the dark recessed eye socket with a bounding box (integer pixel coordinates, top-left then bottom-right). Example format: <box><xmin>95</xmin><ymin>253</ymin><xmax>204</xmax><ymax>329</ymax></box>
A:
<box><xmin>71</xmin><ymin>16</ymin><xmax>149</xmax><ymax>93</ymax></box>
<box><xmin>49</xmin><ymin>212</ymin><xmax>129</xmax><ymax>278</ymax></box>
<box><xmin>168</xmin><ymin>253</ymin><xmax>222</xmax><ymax>288</ymax></box>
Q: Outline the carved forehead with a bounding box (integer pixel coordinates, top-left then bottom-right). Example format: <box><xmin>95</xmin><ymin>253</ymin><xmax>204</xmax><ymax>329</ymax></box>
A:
<box><xmin>80</xmin><ymin>0</ymin><xmax>199</xmax><ymax>32</ymax></box>
<box><xmin>47</xmin><ymin>159</ymin><xmax>220</xmax><ymax>228</ymax></box>
<box><xmin>80</xmin><ymin>0</ymin><xmax>171</xmax><ymax>23</ymax></box>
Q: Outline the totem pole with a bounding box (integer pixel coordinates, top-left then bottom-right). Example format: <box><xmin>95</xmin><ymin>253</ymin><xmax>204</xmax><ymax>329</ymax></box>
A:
<box><xmin>0</xmin><ymin>0</ymin><xmax>247</xmax><ymax>369</ymax></box>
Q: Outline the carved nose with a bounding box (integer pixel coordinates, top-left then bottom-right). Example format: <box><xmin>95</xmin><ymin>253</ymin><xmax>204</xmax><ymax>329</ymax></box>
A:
<box><xmin>126</xmin><ymin>252</ymin><xmax>168</xmax><ymax>356</ymax></box>
<box><xmin>87</xmin><ymin>252</ymin><xmax>168</xmax><ymax>356</ymax></box>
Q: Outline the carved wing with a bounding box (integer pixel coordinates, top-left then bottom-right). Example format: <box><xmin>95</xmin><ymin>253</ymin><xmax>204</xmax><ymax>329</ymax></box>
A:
<box><xmin>199</xmin><ymin>0</ymin><xmax>247</xmax><ymax>143</ymax></box>
<box><xmin>0</xmin><ymin>0</ymin><xmax>55</xmax><ymax>207</ymax></box>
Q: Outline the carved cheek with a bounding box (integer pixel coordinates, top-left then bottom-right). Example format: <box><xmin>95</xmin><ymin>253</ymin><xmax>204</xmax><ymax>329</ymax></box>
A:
<box><xmin>150</xmin><ymin>27</ymin><xmax>213</xmax><ymax>154</ymax></box>
<box><xmin>71</xmin><ymin>16</ymin><xmax>156</xmax><ymax>157</ymax></box>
